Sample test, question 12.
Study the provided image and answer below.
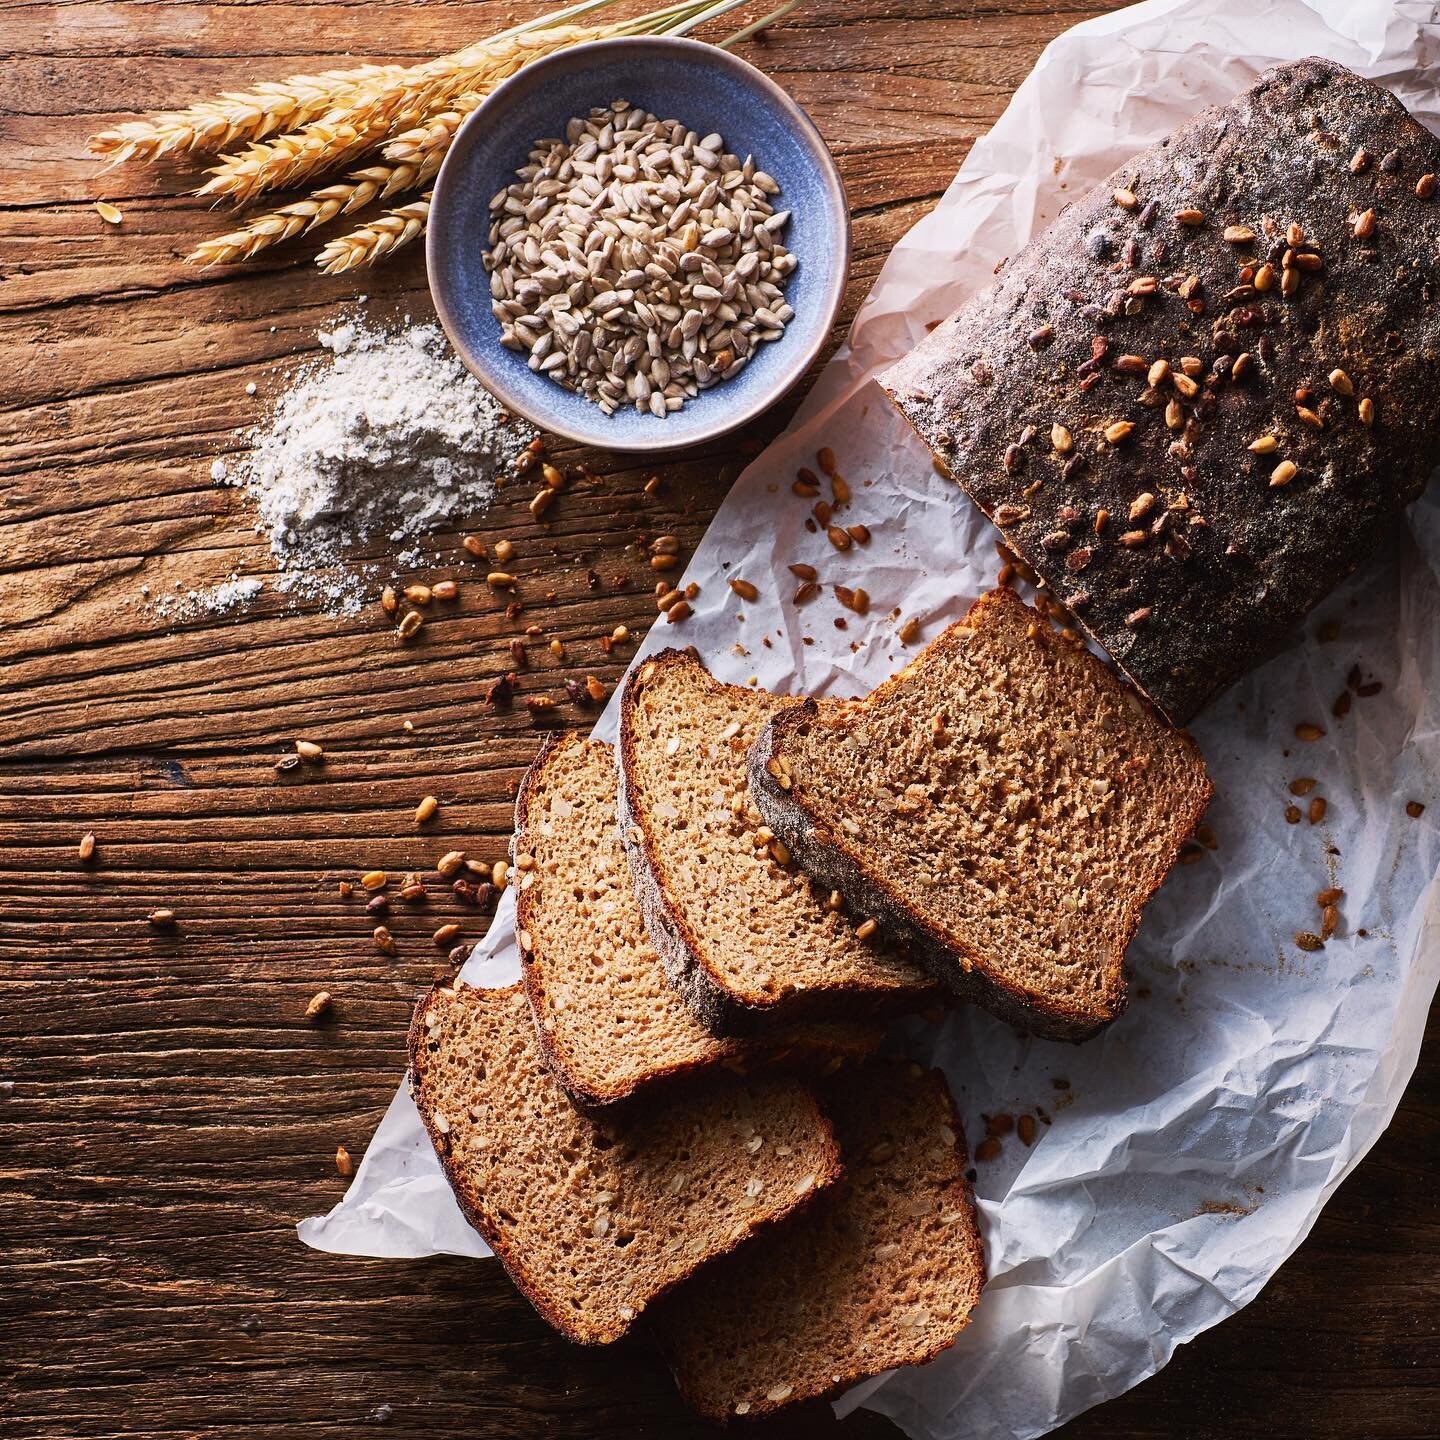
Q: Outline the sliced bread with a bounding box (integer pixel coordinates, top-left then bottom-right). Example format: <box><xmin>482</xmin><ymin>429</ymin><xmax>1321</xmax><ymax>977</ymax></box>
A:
<box><xmin>748</xmin><ymin>587</ymin><xmax>1213</xmax><ymax>1040</ymax></box>
<box><xmin>617</xmin><ymin>650</ymin><xmax>938</xmax><ymax>1032</ymax></box>
<box><xmin>408</xmin><ymin>981</ymin><xmax>842</xmax><ymax>1345</ymax></box>
<box><xmin>658</xmin><ymin>1058</ymin><xmax>985</xmax><ymax>1423</ymax></box>
<box><xmin>513</xmin><ymin>733</ymin><xmax>882</xmax><ymax>1106</ymax></box>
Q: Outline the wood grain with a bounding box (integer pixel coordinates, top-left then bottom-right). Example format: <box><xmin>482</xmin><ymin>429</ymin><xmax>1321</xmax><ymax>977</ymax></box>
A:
<box><xmin>1</xmin><ymin>3</ymin><xmax>1435</xmax><ymax>1437</ymax></box>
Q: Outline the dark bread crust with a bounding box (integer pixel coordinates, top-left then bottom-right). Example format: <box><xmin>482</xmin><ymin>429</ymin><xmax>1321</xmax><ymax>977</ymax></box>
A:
<box><xmin>514</xmin><ymin>733</ymin><xmax>882</xmax><ymax>1109</ymax></box>
<box><xmin>617</xmin><ymin>649</ymin><xmax>938</xmax><ymax>1035</ymax></box>
<box><xmin>882</xmin><ymin>57</ymin><xmax>1440</xmax><ymax>724</ymax></box>
<box><xmin>407</xmin><ymin>982</ymin><xmax>844</xmax><ymax>1345</ymax></box>
<box><xmin>748</xmin><ymin>589</ymin><xmax>1212</xmax><ymax>1042</ymax></box>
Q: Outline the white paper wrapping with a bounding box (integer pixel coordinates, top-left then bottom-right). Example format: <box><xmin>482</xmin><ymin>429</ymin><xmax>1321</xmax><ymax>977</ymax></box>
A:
<box><xmin>300</xmin><ymin>1</ymin><xmax>1440</xmax><ymax>1434</ymax></box>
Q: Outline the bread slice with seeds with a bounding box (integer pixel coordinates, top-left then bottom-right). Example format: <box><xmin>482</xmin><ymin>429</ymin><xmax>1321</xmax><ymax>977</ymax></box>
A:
<box><xmin>408</xmin><ymin>982</ymin><xmax>842</xmax><ymax>1345</ymax></box>
<box><xmin>749</xmin><ymin>587</ymin><xmax>1212</xmax><ymax>1040</ymax></box>
<box><xmin>658</xmin><ymin>1058</ymin><xmax>985</xmax><ymax>1423</ymax></box>
<box><xmin>514</xmin><ymin>733</ymin><xmax>883</xmax><ymax>1107</ymax></box>
<box><xmin>617</xmin><ymin>650</ymin><xmax>939</xmax><ymax>1033</ymax></box>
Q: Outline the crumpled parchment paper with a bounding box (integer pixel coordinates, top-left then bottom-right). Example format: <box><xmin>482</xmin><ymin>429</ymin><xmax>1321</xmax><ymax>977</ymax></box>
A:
<box><xmin>299</xmin><ymin>1</ymin><xmax>1440</xmax><ymax>1434</ymax></box>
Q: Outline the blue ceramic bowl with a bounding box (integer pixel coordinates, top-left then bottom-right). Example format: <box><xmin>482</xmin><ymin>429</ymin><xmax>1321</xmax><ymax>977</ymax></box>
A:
<box><xmin>426</xmin><ymin>35</ymin><xmax>850</xmax><ymax>454</ymax></box>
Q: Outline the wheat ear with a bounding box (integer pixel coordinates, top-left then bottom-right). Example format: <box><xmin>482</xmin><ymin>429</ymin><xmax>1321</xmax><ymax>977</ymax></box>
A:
<box><xmin>188</xmin><ymin>156</ymin><xmax>440</xmax><ymax>267</ymax></box>
<box><xmin>316</xmin><ymin>195</ymin><xmax>432</xmax><ymax>274</ymax></box>
<box><xmin>382</xmin><ymin>94</ymin><xmax>484</xmax><ymax>166</ymax></box>
<box><xmin>89</xmin><ymin>64</ymin><xmax>408</xmax><ymax>164</ymax></box>
<box><xmin>197</xmin><ymin>25</ymin><xmax>603</xmax><ymax>204</ymax></box>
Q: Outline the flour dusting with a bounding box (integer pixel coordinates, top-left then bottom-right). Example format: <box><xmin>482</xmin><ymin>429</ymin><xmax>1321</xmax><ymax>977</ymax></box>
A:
<box><xmin>148</xmin><ymin>575</ymin><xmax>264</xmax><ymax>621</ymax></box>
<box><xmin>220</xmin><ymin>317</ymin><xmax>532</xmax><ymax>613</ymax></box>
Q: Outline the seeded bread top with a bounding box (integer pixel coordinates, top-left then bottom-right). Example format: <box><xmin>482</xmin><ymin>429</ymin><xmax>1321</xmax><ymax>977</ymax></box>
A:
<box><xmin>617</xmin><ymin>650</ymin><xmax>936</xmax><ymax>1021</ymax></box>
<box><xmin>408</xmin><ymin>982</ymin><xmax>842</xmax><ymax>1345</ymax></box>
<box><xmin>657</xmin><ymin>1059</ymin><xmax>985</xmax><ymax>1423</ymax></box>
<box><xmin>514</xmin><ymin>734</ymin><xmax>881</xmax><ymax>1105</ymax></box>
<box><xmin>882</xmin><ymin>57</ymin><xmax>1440</xmax><ymax>724</ymax></box>
<box><xmin>751</xmin><ymin>588</ymin><xmax>1212</xmax><ymax>1034</ymax></box>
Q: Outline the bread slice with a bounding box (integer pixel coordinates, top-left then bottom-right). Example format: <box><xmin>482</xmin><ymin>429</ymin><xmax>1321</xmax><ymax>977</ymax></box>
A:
<box><xmin>617</xmin><ymin>651</ymin><xmax>938</xmax><ymax>1032</ymax></box>
<box><xmin>513</xmin><ymin>733</ymin><xmax>883</xmax><ymax>1106</ymax></box>
<box><xmin>658</xmin><ymin>1058</ymin><xmax>985</xmax><ymax>1423</ymax></box>
<box><xmin>408</xmin><ymin>982</ymin><xmax>842</xmax><ymax>1345</ymax></box>
<box><xmin>748</xmin><ymin>587</ymin><xmax>1212</xmax><ymax>1040</ymax></box>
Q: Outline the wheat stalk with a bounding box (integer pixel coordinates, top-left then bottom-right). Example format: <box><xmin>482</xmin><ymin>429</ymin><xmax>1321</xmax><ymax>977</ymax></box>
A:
<box><xmin>317</xmin><ymin>195</ymin><xmax>432</xmax><ymax>274</ymax></box>
<box><xmin>197</xmin><ymin>24</ymin><xmax>608</xmax><ymax>204</ymax></box>
<box><xmin>89</xmin><ymin>64</ymin><xmax>408</xmax><ymax>164</ymax></box>
<box><xmin>188</xmin><ymin>155</ymin><xmax>441</xmax><ymax>266</ymax></box>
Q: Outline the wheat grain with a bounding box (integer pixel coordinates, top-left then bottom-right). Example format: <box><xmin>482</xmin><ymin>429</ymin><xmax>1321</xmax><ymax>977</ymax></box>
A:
<box><xmin>317</xmin><ymin>194</ymin><xmax>433</xmax><ymax>274</ymax></box>
<box><xmin>188</xmin><ymin>155</ymin><xmax>441</xmax><ymax>266</ymax></box>
<box><xmin>89</xmin><ymin>65</ymin><xmax>408</xmax><ymax>164</ymax></box>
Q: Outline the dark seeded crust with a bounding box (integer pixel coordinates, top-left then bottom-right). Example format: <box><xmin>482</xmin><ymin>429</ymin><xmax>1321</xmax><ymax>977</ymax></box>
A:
<box><xmin>657</xmin><ymin>1060</ymin><xmax>985</xmax><ymax>1424</ymax></box>
<box><xmin>407</xmin><ymin>983</ymin><xmax>843</xmax><ymax>1345</ymax></box>
<box><xmin>882</xmin><ymin>57</ymin><xmax>1440</xmax><ymax>724</ymax></box>
<box><xmin>748</xmin><ymin>589</ymin><xmax>1213</xmax><ymax>1042</ymax></box>
<box><xmin>513</xmin><ymin>734</ymin><xmax>883</xmax><ymax>1109</ymax></box>
<box><xmin>617</xmin><ymin>650</ymin><xmax>938</xmax><ymax>1036</ymax></box>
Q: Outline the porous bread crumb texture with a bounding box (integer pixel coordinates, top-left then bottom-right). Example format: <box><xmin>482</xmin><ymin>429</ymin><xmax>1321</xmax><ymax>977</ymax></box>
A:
<box><xmin>658</xmin><ymin>1059</ymin><xmax>984</xmax><ymax>1423</ymax></box>
<box><xmin>618</xmin><ymin>651</ymin><xmax>935</xmax><ymax>1020</ymax></box>
<box><xmin>515</xmin><ymin>735</ymin><xmax>881</xmax><ymax>1106</ymax></box>
<box><xmin>753</xmin><ymin>589</ymin><xmax>1212</xmax><ymax>1037</ymax></box>
<box><xmin>409</xmin><ymin>983</ymin><xmax>842</xmax><ymax>1345</ymax></box>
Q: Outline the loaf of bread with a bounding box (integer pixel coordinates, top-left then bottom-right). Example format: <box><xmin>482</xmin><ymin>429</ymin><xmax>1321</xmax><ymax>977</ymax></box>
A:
<box><xmin>749</xmin><ymin>588</ymin><xmax>1212</xmax><ymax>1040</ymax></box>
<box><xmin>882</xmin><ymin>57</ymin><xmax>1440</xmax><ymax>724</ymax></box>
<box><xmin>513</xmin><ymin>733</ymin><xmax>882</xmax><ymax>1106</ymax></box>
<box><xmin>408</xmin><ymin>982</ymin><xmax>841</xmax><ymax>1344</ymax></box>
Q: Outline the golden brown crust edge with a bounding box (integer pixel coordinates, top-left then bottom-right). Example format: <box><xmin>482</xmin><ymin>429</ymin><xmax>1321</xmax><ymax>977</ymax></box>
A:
<box><xmin>747</xmin><ymin>589</ymin><xmax>1213</xmax><ymax>1042</ymax></box>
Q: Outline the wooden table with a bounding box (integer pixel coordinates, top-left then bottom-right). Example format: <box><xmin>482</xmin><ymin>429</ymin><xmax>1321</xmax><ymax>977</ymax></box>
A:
<box><xmin>3</xmin><ymin>3</ymin><xmax>1436</xmax><ymax>1436</ymax></box>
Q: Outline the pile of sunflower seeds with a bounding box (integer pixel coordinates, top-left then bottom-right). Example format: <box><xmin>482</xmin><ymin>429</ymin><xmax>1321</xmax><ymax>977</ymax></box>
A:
<box><xmin>485</xmin><ymin>99</ymin><xmax>795</xmax><ymax>418</ymax></box>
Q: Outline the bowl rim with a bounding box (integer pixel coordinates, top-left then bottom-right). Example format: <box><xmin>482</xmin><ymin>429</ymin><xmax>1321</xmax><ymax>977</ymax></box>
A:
<box><xmin>425</xmin><ymin>33</ymin><xmax>851</xmax><ymax>455</ymax></box>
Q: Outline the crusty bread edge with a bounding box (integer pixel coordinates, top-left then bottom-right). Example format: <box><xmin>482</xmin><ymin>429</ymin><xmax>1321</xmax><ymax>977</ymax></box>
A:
<box><xmin>617</xmin><ymin>649</ymin><xmax>939</xmax><ymax>1035</ymax></box>
<box><xmin>407</xmin><ymin>981</ymin><xmax>848</xmax><ymax>1347</ymax></box>
<box><xmin>662</xmin><ymin>1062</ymin><xmax>988</xmax><ymax>1424</ymax></box>
<box><xmin>747</xmin><ymin>589</ymin><xmax>1214</xmax><ymax>1043</ymax></box>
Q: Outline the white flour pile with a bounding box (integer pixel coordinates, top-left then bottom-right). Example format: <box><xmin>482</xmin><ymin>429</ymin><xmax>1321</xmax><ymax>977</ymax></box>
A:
<box><xmin>219</xmin><ymin>317</ymin><xmax>533</xmax><ymax>613</ymax></box>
